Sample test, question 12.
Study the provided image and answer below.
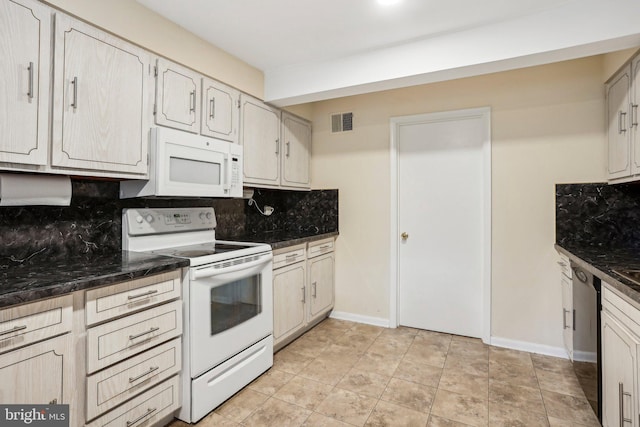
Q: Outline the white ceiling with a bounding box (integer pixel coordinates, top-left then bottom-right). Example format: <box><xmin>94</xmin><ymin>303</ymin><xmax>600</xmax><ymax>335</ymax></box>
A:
<box><xmin>137</xmin><ymin>0</ymin><xmax>640</xmax><ymax>106</ymax></box>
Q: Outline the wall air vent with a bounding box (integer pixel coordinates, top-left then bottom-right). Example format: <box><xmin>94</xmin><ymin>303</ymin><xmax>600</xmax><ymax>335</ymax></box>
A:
<box><xmin>331</xmin><ymin>112</ymin><xmax>353</xmax><ymax>133</ymax></box>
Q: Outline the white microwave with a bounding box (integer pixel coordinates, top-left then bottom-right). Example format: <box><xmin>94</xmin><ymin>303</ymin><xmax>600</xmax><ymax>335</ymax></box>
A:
<box><xmin>120</xmin><ymin>127</ymin><xmax>243</xmax><ymax>198</ymax></box>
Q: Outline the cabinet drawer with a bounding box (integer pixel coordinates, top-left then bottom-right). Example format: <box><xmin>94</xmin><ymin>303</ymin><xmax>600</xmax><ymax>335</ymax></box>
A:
<box><xmin>86</xmin><ymin>270</ymin><xmax>181</xmax><ymax>326</ymax></box>
<box><xmin>86</xmin><ymin>338</ymin><xmax>181</xmax><ymax>420</ymax></box>
<box><xmin>603</xmin><ymin>284</ymin><xmax>640</xmax><ymax>337</ymax></box>
<box><xmin>86</xmin><ymin>301</ymin><xmax>182</xmax><ymax>373</ymax></box>
<box><xmin>273</xmin><ymin>245</ymin><xmax>306</xmax><ymax>269</ymax></box>
<box><xmin>0</xmin><ymin>295</ymin><xmax>72</xmax><ymax>354</ymax></box>
<box><xmin>86</xmin><ymin>375</ymin><xmax>180</xmax><ymax>427</ymax></box>
<box><xmin>557</xmin><ymin>253</ymin><xmax>571</xmax><ymax>278</ymax></box>
<box><xmin>308</xmin><ymin>238</ymin><xmax>334</xmax><ymax>258</ymax></box>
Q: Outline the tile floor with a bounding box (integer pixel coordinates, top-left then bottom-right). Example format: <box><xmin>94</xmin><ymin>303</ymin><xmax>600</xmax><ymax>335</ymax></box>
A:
<box><xmin>169</xmin><ymin>318</ymin><xmax>601</xmax><ymax>426</ymax></box>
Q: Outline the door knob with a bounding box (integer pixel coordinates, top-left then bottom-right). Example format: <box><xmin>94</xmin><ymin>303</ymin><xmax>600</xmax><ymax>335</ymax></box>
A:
<box><xmin>401</xmin><ymin>232</ymin><xmax>409</xmax><ymax>240</ymax></box>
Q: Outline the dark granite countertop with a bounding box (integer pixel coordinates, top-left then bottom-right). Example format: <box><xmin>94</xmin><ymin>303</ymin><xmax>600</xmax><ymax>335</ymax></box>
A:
<box><xmin>230</xmin><ymin>231</ymin><xmax>339</xmax><ymax>250</ymax></box>
<box><xmin>555</xmin><ymin>243</ymin><xmax>640</xmax><ymax>307</ymax></box>
<box><xmin>0</xmin><ymin>251</ymin><xmax>189</xmax><ymax>309</ymax></box>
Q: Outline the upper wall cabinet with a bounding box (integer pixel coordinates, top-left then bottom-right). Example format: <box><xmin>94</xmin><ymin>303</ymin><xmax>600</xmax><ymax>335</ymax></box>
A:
<box><xmin>607</xmin><ymin>50</ymin><xmax>640</xmax><ymax>183</ymax></box>
<box><xmin>52</xmin><ymin>14</ymin><xmax>151</xmax><ymax>177</ymax></box>
<box><xmin>201</xmin><ymin>77</ymin><xmax>240</xmax><ymax>143</ymax></box>
<box><xmin>281</xmin><ymin>112</ymin><xmax>311</xmax><ymax>189</ymax></box>
<box><xmin>154</xmin><ymin>58</ymin><xmax>201</xmax><ymax>134</ymax></box>
<box><xmin>240</xmin><ymin>94</ymin><xmax>311</xmax><ymax>190</ymax></box>
<box><xmin>0</xmin><ymin>0</ymin><xmax>51</xmax><ymax>166</ymax></box>
<box><xmin>240</xmin><ymin>94</ymin><xmax>281</xmax><ymax>187</ymax></box>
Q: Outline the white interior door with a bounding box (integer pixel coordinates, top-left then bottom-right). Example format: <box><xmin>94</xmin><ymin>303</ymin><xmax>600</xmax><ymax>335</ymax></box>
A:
<box><xmin>396</xmin><ymin>108</ymin><xmax>490</xmax><ymax>338</ymax></box>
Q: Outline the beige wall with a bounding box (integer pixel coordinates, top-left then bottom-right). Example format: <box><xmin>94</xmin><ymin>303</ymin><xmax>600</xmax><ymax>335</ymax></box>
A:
<box><xmin>311</xmin><ymin>56</ymin><xmax>607</xmax><ymax>349</ymax></box>
<box><xmin>43</xmin><ymin>0</ymin><xmax>264</xmax><ymax>98</ymax></box>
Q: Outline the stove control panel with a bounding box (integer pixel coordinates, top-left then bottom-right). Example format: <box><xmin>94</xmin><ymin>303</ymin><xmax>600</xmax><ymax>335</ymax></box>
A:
<box><xmin>124</xmin><ymin>208</ymin><xmax>216</xmax><ymax>236</ymax></box>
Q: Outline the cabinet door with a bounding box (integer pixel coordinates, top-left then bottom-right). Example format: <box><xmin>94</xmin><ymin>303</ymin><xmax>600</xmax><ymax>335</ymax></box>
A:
<box><xmin>240</xmin><ymin>95</ymin><xmax>281</xmax><ymax>187</ymax></box>
<box><xmin>273</xmin><ymin>262</ymin><xmax>306</xmax><ymax>346</ymax></box>
<box><xmin>631</xmin><ymin>56</ymin><xmax>640</xmax><ymax>175</ymax></box>
<box><xmin>308</xmin><ymin>253</ymin><xmax>334</xmax><ymax>323</ymax></box>
<box><xmin>52</xmin><ymin>14</ymin><xmax>151</xmax><ymax>176</ymax></box>
<box><xmin>601</xmin><ymin>311</ymin><xmax>637</xmax><ymax>427</ymax></box>
<box><xmin>561</xmin><ymin>274</ymin><xmax>573</xmax><ymax>360</ymax></box>
<box><xmin>281</xmin><ymin>112</ymin><xmax>311</xmax><ymax>189</ymax></box>
<box><xmin>0</xmin><ymin>334</ymin><xmax>70</xmax><ymax>405</ymax></box>
<box><xmin>0</xmin><ymin>0</ymin><xmax>50</xmax><ymax>166</ymax></box>
<box><xmin>155</xmin><ymin>58</ymin><xmax>201</xmax><ymax>133</ymax></box>
<box><xmin>607</xmin><ymin>66</ymin><xmax>631</xmax><ymax>180</ymax></box>
<box><xmin>201</xmin><ymin>77</ymin><xmax>239</xmax><ymax>143</ymax></box>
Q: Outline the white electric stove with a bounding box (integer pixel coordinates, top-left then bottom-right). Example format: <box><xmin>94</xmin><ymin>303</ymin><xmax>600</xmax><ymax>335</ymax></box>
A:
<box><xmin>122</xmin><ymin>207</ymin><xmax>273</xmax><ymax>423</ymax></box>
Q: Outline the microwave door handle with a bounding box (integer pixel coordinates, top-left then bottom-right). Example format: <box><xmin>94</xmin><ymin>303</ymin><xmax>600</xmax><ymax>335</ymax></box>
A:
<box><xmin>190</xmin><ymin>254</ymin><xmax>273</xmax><ymax>281</ymax></box>
<box><xmin>224</xmin><ymin>153</ymin><xmax>231</xmax><ymax>191</ymax></box>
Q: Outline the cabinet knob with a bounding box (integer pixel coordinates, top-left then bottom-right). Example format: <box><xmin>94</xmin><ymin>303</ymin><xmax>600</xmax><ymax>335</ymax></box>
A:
<box><xmin>401</xmin><ymin>232</ymin><xmax>409</xmax><ymax>240</ymax></box>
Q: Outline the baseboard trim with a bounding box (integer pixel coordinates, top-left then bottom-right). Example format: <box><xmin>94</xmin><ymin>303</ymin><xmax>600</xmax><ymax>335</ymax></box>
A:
<box><xmin>490</xmin><ymin>336</ymin><xmax>569</xmax><ymax>359</ymax></box>
<box><xmin>329</xmin><ymin>311</ymin><xmax>390</xmax><ymax>328</ymax></box>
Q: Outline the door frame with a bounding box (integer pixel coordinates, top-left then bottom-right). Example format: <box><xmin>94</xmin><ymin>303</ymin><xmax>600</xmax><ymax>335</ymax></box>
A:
<box><xmin>388</xmin><ymin>107</ymin><xmax>492</xmax><ymax>344</ymax></box>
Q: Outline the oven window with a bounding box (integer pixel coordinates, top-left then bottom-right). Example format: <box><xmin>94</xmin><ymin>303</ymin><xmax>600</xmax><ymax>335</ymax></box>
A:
<box><xmin>210</xmin><ymin>275</ymin><xmax>261</xmax><ymax>335</ymax></box>
<box><xmin>170</xmin><ymin>156</ymin><xmax>221</xmax><ymax>185</ymax></box>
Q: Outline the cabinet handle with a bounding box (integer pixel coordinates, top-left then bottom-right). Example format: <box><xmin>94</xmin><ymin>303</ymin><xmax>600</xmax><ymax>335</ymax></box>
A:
<box><xmin>557</xmin><ymin>261</ymin><xmax>567</xmax><ymax>267</ymax></box>
<box><xmin>562</xmin><ymin>309</ymin><xmax>570</xmax><ymax>329</ymax></box>
<box><xmin>286</xmin><ymin>141</ymin><xmax>291</xmax><ymax>157</ymax></box>
<box><xmin>319</xmin><ymin>245</ymin><xmax>331</xmax><ymax>250</ymax></box>
<box><xmin>49</xmin><ymin>399</ymin><xmax>57</xmax><ymax>405</ymax></box>
<box><xmin>126</xmin><ymin>407</ymin><xmax>157</xmax><ymax>427</ymax></box>
<box><xmin>209</xmin><ymin>97</ymin><xmax>215</xmax><ymax>119</ymax></box>
<box><xmin>312</xmin><ymin>281</ymin><xmax>317</xmax><ymax>298</ymax></box>
<box><xmin>275</xmin><ymin>138</ymin><xmax>280</xmax><ymax>155</ymax></box>
<box><xmin>618</xmin><ymin>111</ymin><xmax>627</xmax><ymax>134</ymax></box>
<box><xmin>301</xmin><ymin>285</ymin><xmax>306</xmax><ymax>303</ymax></box>
<box><xmin>285</xmin><ymin>254</ymin><xmax>298</xmax><ymax>261</ymax></box>
<box><xmin>0</xmin><ymin>325</ymin><xmax>27</xmax><ymax>336</ymax></box>
<box><xmin>27</xmin><ymin>62</ymin><xmax>34</xmax><ymax>100</ymax></box>
<box><xmin>127</xmin><ymin>289</ymin><xmax>158</xmax><ymax>300</ymax></box>
<box><xmin>70</xmin><ymin>77</ymin><xmax>78</xmax><ymax>110</ymax></box>
<box><xmin>572</xmin><ymin>309</ymin><xmax>576</xmax><ymax>331</ymax></box>
<box><xmin>129</xmin><ymin>366</ymin><xmax>159</xmax><ymax>383</ymax></box>
<box><xmin>632</xmin><ymin>104</ymin><xmax>638</xmax><ymax>128</ymax></box>
<box><xmin>129</xmin><ymin>327</ymin><xmax>160</xmax><ymax>341</ymax></box>
<box><xmin>190</xmin><ymin>90</ymin><xmax>196</xmax><ymax>113</ymax></box>
<box><xmin>619</xmin><ymin>382</ymin><xmax>632</xmax><ymax>426</ymax></box>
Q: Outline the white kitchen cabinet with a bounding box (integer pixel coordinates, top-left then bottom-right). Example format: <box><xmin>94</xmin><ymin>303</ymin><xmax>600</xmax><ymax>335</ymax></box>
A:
<box><xmin>307</xmin><ymin>252</ymin><xmax>334</xmax><ymax>324</ymax></box>
<box><xmin>0</xmin><ymin>334</ymin><xmax>71</xmax><ymax>405</ymax></box>
<box><xmin>0</xmin><ymin>0</ymin><xmax>51</xmax><ymax>167</ymax></box>
<box><xmin>607</xmin><ymin>66</ymin><xmax>632</xmax><ymax>181</ymax></box>
<box><xmin>84</xmin><ymin>270</ymin><xmax>182</xmax><ymax>423</ymax></box>
<box><xmin>602</xmin><ymin>311</ymin><xmax>637</xmax><ymax>427</ymax></box>
<box><xmin>281</xmin><ymin>112</ymin><xmax>311</xmax><ymax>189</ymax></box>
<box><xmin>273</xmin><ymin>238</ymin><xmax>336</xmax><ymax>351</ymax></box>
<box><xmin>155</xmin><ymin>58</ymin><xmax>201</xmax><ymax>134</ymax></box>
<box><xmin>52</xmin><ymin>14</ymin><xmax>151</xmax><ymax>177</ymax></box>
<box><xmin>273</xmin><ymin>260</ymin><xmax>307</xmax><ymax>348</ymax></box>
<box><xmin>240</xmin><ymin>94</ymin><xmax>281</xmax><ymax>187</ymax></box>
<box><xmin>602</xmin><ymin>283</ymin><xmax>640</xmax><ymax>427</ymax></box>
<box><xmin>201</xmin><ymin>77</ymin><xmax>240</xmax><ymax>143</ymax></box>
<box><xmin>631</xmin><ymin>55</ymin><xmax>640</xmax><ymax>176</ymax></box>
<box><xmin>560</xmin><ymin>264</ymin><xmax>573</xmax><ymax>359</ymax></box>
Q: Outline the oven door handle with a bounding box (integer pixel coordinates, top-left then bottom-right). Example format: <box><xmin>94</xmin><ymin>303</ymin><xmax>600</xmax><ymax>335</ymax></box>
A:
<box><xmin>190</xmin><ymin>254</ymin><xmax>273</xmax><ymax>281</ymax></box>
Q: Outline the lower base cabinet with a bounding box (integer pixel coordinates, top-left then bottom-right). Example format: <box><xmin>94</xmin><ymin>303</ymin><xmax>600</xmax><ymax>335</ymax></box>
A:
<box><xmin>0</xmin><ymin>333</ymin><xmax>71</xmax><ymax>405</ymax></box>
<box><xmin>602</xmin><ymin>283</ymin><xmax>640</xmax><ymax>427</ymax></box>
<box><xmin>273</xmin><ymin>238</ymin><xmax>336</xmax><ymax>351</ymax></box>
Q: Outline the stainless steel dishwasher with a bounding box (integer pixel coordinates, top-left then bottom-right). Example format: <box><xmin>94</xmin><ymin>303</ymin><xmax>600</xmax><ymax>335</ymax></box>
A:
<box><xmin>571</xmin><ymin>263</ymin><xmax>601</xmax><ymax>422</ymax></box>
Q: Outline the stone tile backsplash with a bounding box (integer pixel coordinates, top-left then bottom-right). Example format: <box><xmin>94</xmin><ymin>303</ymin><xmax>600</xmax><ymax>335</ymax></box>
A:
<box><xmin>556</xmin><ymin>182</ymin><xmax>640</xmax><ymax>249</ymax></box>
<box><xmin>0</xmin><ymin>178</ymin><xmax>338</xmax><ymax>267</ymax></box>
